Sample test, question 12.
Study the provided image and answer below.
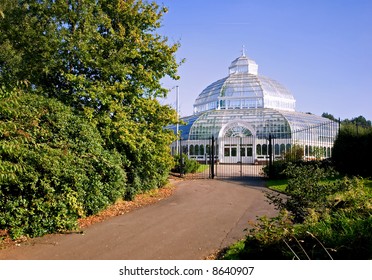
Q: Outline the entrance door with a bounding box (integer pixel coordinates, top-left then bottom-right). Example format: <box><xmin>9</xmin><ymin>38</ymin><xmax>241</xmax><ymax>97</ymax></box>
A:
<box><xmin>240</xmin><ymin>143</ymin><xmax>253</xmax><ymax>163</ymax></box>
<box><xmin>220</xmin><ymin>137</ymin><xmax>254</xmax><ymax>164</ymax></box>
<box><xmin>223</xmin><ymin>144</ymin><xmax>238</xmax><ymax>163</ymax></box>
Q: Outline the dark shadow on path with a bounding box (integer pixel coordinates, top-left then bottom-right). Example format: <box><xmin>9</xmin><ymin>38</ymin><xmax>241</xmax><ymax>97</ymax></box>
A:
<box><xmin>217</xmin><ymin>176</ymin><xmax>267</xmax><ymax>188</ymax></box>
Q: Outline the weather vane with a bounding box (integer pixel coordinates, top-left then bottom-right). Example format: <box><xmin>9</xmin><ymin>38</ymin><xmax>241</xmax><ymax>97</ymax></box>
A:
<box><xmin>241</xmin><ymin>45</ymin><xmax>246</xmax><ymax>57</ymax></box>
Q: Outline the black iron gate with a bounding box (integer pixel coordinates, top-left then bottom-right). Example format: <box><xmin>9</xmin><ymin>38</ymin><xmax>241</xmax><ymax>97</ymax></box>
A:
<box><xmin>209</xmin><ymin>136</ymin><xmax>268</xmax><ymax>179</ymax></box>
<box><xmin>175</xmin><ymin>136</ymin><xmax>267</xmax><ymax>179</ymax></box>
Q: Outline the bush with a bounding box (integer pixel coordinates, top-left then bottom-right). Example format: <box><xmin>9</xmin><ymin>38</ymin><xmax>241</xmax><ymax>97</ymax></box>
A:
<box><xmin>262</xmin><ymin>160</ymin><xmax>288</xmax><ymax>179</ymax></box>
<box><xmin>171</xmin><ymin>154</ymin><xmax>201</xmax><ymax>174</ymax></box>
<box><xmin>333</xmin><ymin>125</ymin><xmax>372</xmax><ymax>177</ymax></box>
<box><xmin>0</xmin><ymin>92</ymin><xmax>127</xmax><ymax>238</ymax></box>
<box><xmin>267</xmin><ymin>163</ymin><xmax>344</xmax><ymax>223</ymax></box>
<box><xmin>223</xmin><ymin>164</ymin><xmax>372</xmax><ymax>260</ymax></box>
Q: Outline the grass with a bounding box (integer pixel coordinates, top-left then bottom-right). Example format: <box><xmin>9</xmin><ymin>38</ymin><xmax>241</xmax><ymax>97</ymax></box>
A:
<box><xmin>196</xmin><ymin>164</ymin><xmax>209</xmax><ymax>173</ymax></box>
<box><xmin>266</xmin><ymin>175</ymin><xmax>359</xmax><ymax>193</ymax></box>
<box><xmin>220</xmin><ymin>239</ymin><xmax>245</xmax><ymax>260</ymax></box>
<box><xmin>266</xmin><ymin>179</ymin><xmax>288</xmax><ymax>192</ymax></box>
<box><xmin>364</xmin><ymin>178</ymin><xmax>372</xmax><ymax>189</ymax></box>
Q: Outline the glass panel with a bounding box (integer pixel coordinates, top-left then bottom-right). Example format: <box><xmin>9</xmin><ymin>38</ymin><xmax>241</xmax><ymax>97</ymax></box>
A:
<box><xmin>190</xmin><ymin>145</ymin><xmax>195</xmax><ymax>155</ymax></box>
<box><xmin>286</xmin><ymin>144</ymin><xmax>291</xmax><ymax>152</ymax></box>
<box><xmin>195</xmin><ymin>145</ymin><xmax>199</xmax><ymax>155</ymax></box>
<box><xmin>247</xmin><ymin>147</ymin><xmax>253</xmax><ymax>156</ymax></box>
<box><xmin>182</xmin><ymin>145</ymin><xmax>188</xmax><ymax>154</ymax></box>
<box><xmin>231</xmin><ymin>147</ymin><xmax>237</xmax><ymax>157</ymax></box>
<box><xmin>206</xmin><ymin>145</ymin><xmax>210</xmax><ymax>155</ymax></box>
<box><xmin>240</xmin><ymin>147</ymin><xmax>246</xmax><ymax>157</ymax></box>
<box><xmin>224</xmin><ymin>147</ymin><xmax>230</xmax><ymax>157</ymax></box>
<box><xmin>262</xmin><ymin>144</ymin><xmax>267</xmax><ymax>155</ymax></box>
<box><xmin>256</xmin><ymin>144</ymin><xmax>262</xmax><ymax>155</ymax></box>
<box><xmin>280</xmin><ymin>144</ymin><xmax>285</xmax><ymax>154</ymax></box>
<box><xmin>200</xmin><ymin>145</ymin><xmax>204</xmax><ymax>155</ymax></box>
<box><xmin>275</xmin><ymin>144</ymin><xmax>280</xmax><ymax>155</ymax></box>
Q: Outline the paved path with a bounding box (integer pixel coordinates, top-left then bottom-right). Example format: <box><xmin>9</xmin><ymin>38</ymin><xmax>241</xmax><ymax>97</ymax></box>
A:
<box><xmin>0</xmin><ymin>179</ymin><xmax>277</xmax><ymax>260</ymax></box>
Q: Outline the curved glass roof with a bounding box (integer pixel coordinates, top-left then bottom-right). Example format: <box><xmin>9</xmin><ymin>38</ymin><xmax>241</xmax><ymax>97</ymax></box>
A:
<box><xmin>193</xmin><ymin>54</ymin><xmax>295</xmax><ymax>114</ymax></box>
<box><xmin>168</xmin><ymin>108</ymin><xmax>338</xmax><ymax>142</ymax></box>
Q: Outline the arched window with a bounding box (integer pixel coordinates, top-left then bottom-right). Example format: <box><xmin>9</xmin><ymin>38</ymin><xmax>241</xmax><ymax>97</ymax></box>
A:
<box><xmin>275</xmin><ymin>144</ymin><xmax>280</xmax><ymax>155</ymax></box>
<box><xmin>262</xmin><ymin>144</ymin><xmax>267</xmax><ymax>155</ymax></box>
<box><xmin>256</xmin><ymin>144</ymin><xmax>262</xmax><ymax>155</ymax></box>
<box><xmin>183</xmin><ymin>145</ymin><xmax>188</xmax><ymax>154</ymax></box>
<box><xmin>189</xmin><ymin>145</ymin><xmax>195</xmax><ymax>155</ymax></box>
<box><xmin>280</xmin><ymin>144</ymin><xmax>286</xmax><ymax>155</ymax></box>
<box><xmin>200</xmin><ymin>145</ymin><xmax>204</xmax><ymax>155</ymax></box>
<box><xmin>195</xmin><ymin>145</ymin><xmax>199</xmax><ymax>155</ymax></box>
<box><xmin>286</xmin><ymin>144</ymin><xmax>291</xmax><ymax>153</ymax></box>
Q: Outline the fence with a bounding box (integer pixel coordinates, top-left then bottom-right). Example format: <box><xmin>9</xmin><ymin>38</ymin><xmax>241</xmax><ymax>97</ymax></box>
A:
<box><xmin>172</xmin><ymin>120</ymin><xmax>339</xmax><ymax>180</ymax></box>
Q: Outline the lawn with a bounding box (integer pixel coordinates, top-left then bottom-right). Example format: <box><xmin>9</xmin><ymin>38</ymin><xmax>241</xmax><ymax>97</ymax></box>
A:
<box><xmin>196</xmin><ymin>164</ymin><xmax>209</xmax><ymax>173</ymax></box>
<box><xmin>266</xmin><ymin>179</ymin><xmax>287</xmax><ymax>192</ymax></box>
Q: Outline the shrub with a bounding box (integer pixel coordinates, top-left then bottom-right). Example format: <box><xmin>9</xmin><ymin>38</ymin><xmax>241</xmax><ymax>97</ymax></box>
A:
<box><xmin>0</xmin><ymin>92</ymin><xmax>126</xmax><ymax>238</ymax></box>
<box><xmin>262</xmin><ymin>160</ymin><xmax>288</xmax><ymax>179</ymax></box>
<box><xmin>171</xmin><ymin>154</ymin><xmax>201</xmax><ymax>174</ymax></box>
<box><xmin>283</xmin><ymin>144</ymin><xmax>304</xmax><ymax>162</ymax></box>
<box><xmin>333</xmin><ymin>125</ymin><xmax>372</xmax><ymax>177</ymax></box>
<box><xmin>225</xmin><ymin>164</ymin><xmax>372</xmax><ymax>260</ymax></box>
<box><xmin>267</xmin><ymin>163</ymin><xmax>345</xmax><ymax>222</ymax></box>
<box><xmin>263</xmin><ymin>144</ymin><xmax>304</xmax><ymax>179</ymax></box>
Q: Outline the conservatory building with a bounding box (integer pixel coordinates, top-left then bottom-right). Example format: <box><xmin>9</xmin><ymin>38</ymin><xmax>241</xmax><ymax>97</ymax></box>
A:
<box><xmin>169</xmin><ymin>52</ymin><xmax>338</xmax><ymax>164</ymax></box>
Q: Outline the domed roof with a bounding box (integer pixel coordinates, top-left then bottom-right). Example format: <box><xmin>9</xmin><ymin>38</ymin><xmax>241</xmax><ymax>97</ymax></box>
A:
<box><xmin>193</xmin><ymin>52</ymin><xmax>296</xmax><ymax>114</ymax></box>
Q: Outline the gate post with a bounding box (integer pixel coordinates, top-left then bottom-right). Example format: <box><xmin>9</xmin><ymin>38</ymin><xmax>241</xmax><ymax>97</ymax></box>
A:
<box><xmin>179</xmin><ymin>138</ymin><xmax>183</xmax><ymax>177</ymax></box>
<box><xmin>240</xmin><ymin>137</ymin><xmax>243</xmax><ymax>177</ymax></box>
<box><xmin>268</xmin><ymin>134</ymin><xmax>273</xmax><ymax>179</ymax></box>
<box><xmin>211</xmin><ymin>136</ymin><xmax>215</xmax><ymax>179</ymax></box>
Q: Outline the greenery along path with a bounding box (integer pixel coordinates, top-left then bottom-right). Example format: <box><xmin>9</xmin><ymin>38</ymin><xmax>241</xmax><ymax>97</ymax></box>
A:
<box><xmin>0</xmin><ymin>179</ymin><xmax>277</xmax><ymax>260</ymax></box>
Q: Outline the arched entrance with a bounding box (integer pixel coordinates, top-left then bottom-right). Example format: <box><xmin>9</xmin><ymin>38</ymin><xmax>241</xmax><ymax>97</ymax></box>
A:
<box><xmin>218</xmin><ymin>122</ymin><xmax>256</xmax><ymax>164</ymax></box>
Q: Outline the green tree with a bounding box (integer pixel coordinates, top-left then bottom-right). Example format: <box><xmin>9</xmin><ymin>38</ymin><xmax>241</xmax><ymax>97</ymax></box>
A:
<box><xmin>0</xmin><ymin>0</ymin><xmax>180</xmax><ymax>195</ymax></box>
<box><xmin>0</xmin><ymin>91</ymin><xmax>127</xmax><ymax>238</ymax></box>
<box><xmin>321</xmin><ymin>112</ymin><xmax>337</xmax><ymax>122</ymax></box>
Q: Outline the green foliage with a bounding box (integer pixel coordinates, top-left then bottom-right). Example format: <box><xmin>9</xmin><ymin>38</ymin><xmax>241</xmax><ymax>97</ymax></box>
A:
<box><xmin>262</xmin><ymin>160</ymin><xmax>287</xmax><ymax>179</ymax></box>
<box><xmin>333</xmin><ymin>124</ymin><xmax>372</xmax><ymax>177</ymax></box>
<box><xmin>221</xmin><ymin>210</ymin><xmax>296</xmax><ymax>260</ymax></box>
<box><xmin>171</xmin><ymin>154</ymin><xmax>201</xmax><ymax>174</ymax></box>
<box><xmin>263</xmin><ymin>144</ymin><xmax>304</xmax><ymax>179</ymax></box>
<box><xmin>267</xmin><ymin>163</ymin><xmax>343</xmax><ymax>222</ymax></box>
<box><xmin>220</xmin><ymin>239</ymin><xmax>246</xmax><ymax>260</ymax></box>
<box><xmin>222</xmin><ymin>164</ymin><xmax>372</xmax><ymax>260</ymax></box>
<box><xmin>0</xmin><ymin>92</ymin><xmax>127</xmax><ymax>238</ymax></box>
<box><xmin>321</xmin><ymin>112</ymin><xmax>338</xmax><ymax>122</ymax></box>
<box><xmin>283</xmin><ymin>144</ymin><xmax>304</xmax><ymax>162</ymax></box>
<box><xmin>0</xmin><ymin>0</ymin><xmax>180</xmax><ymax>199</ymax></box>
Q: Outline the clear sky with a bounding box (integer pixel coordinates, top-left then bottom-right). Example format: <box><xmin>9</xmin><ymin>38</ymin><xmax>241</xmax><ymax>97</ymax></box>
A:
<box><xmin>157</xmin><ymin>0</ymin><xmax>372</xmax><ymax>121</ymax></box>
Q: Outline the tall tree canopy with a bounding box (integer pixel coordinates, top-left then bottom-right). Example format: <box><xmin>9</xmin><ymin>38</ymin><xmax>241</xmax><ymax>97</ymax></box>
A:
<box><xmin>0</xmin><ymin>0</ymin><xmax>180</xmax><ymax>196</ymax></box>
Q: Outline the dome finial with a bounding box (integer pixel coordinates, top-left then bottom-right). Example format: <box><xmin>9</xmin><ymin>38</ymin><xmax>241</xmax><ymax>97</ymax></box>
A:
<box><xmin>241</xmin><ymin>45</ymin><xmax>246</xmax><ymax>57</ymax></box>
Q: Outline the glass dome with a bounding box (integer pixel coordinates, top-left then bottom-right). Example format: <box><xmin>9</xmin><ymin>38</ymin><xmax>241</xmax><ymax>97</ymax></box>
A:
<box><xmin>168</xmin><ymin>50</ymin><xmax>339</xmax><ymax>164</ymax></box>
<box><xmin>193</xmin><ymin>53</ymin><xmax>296</xmax><ymax>114</ymax></box>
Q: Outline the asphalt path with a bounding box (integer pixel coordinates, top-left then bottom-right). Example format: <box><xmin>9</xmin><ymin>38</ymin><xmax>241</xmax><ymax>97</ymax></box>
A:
<box><xmin>0</xmin><ymin>178</ymin><xmax>277</xmax><ymax>260</ymax></box>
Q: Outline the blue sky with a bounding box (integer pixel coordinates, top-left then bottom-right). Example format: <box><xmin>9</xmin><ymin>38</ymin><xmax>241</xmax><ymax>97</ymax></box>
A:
<box><xmin>157</xmin><ymin>0</ymin><xmax>372</xmax><ymax>121</ymax></box>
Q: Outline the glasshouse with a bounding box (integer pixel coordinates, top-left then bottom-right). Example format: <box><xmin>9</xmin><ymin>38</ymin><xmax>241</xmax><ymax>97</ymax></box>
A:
<box><xmin>169</xmin><ymin>51</ymin><xmax>339</xmax><ymax>164</ymax></box>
